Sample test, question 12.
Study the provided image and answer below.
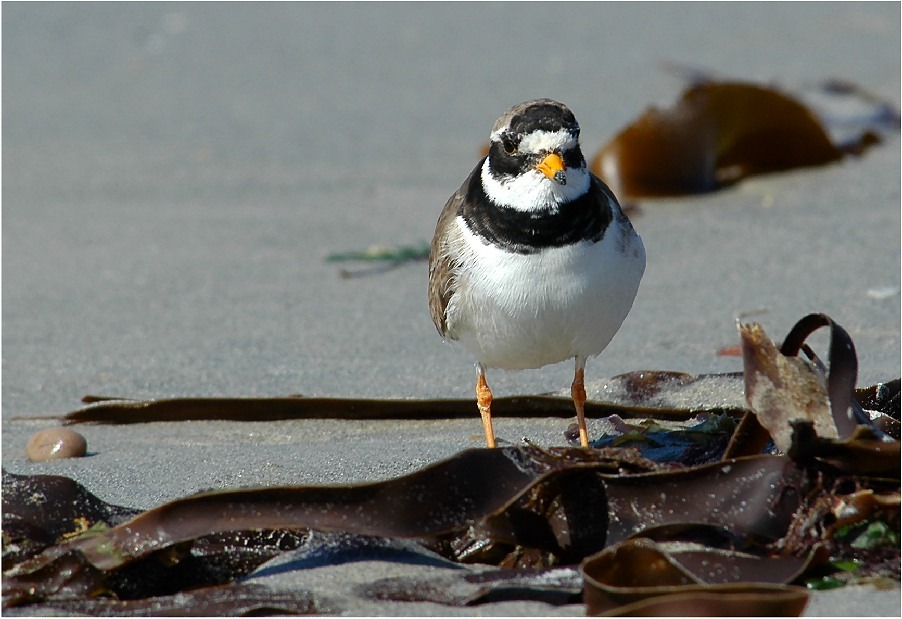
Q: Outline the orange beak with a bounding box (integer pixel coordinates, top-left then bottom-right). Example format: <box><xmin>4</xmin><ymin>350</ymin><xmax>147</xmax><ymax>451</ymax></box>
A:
<box><xmin>535</xmin><ymin>152</ymin><xmax>567</xmax><ymax>185</ymax></box>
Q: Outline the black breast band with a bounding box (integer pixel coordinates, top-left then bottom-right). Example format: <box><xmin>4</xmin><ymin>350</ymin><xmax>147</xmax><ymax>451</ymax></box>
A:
<box><xmin>459</xmin><ymin>161</ymin><xmax>614</xmax><ymax>254</ymax></box>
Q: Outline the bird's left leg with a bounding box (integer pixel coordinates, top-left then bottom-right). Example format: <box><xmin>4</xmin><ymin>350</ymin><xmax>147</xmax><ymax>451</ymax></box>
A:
<box><xmin>571</xmin><ymin>356</ymin><xmax>589</xmax><ymax>447</ymax></box>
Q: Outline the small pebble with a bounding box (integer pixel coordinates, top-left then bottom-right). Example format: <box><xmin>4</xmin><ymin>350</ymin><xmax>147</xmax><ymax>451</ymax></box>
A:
<box><xmin>866</xmin><ymin>286</ymin><xmax>900</xmax><ymax>300</ymax></box>
<box><xmin>26</xmin><ymin>427</ymin><xmax>88</xmax><ymax>461</ymax></box>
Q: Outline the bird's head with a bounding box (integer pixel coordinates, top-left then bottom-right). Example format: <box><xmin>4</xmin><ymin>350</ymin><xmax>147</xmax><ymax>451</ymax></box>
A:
<box><xmin>482</xmin><ymin>99</ymin><xmax>590</xmax><ymax>210</ymax></box>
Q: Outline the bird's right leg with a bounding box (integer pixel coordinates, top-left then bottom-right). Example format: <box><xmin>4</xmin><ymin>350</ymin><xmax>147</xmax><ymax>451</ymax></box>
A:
<box><xmin>476</xmin><ymin>363</ymin><xmax>496</xmax><ymax>448</ymax></box>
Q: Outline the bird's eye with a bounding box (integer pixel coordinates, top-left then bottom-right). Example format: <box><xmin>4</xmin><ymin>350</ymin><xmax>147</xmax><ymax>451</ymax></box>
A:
<box><xmin>500</xmin><ymin>134</ymin><xmax>518</xmax><ymax>155</ymax></box>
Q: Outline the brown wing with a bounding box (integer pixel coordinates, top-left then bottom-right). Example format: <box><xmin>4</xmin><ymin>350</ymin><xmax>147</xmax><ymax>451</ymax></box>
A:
<box><xmin>427</xmin><ymin>168</ymin><xmax>477</xmax><ymax>337</ymax></box>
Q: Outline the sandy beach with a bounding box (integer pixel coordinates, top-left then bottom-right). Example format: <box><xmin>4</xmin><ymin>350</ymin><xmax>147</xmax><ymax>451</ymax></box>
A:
<box><xmin>3</xmin><ymin>3</ymin><xmax>900</xmax><ymax>615</ymax></box>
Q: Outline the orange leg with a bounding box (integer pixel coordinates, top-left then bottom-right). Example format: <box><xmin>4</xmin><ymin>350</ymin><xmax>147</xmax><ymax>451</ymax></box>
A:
<box><xmin>571</xmin><ymin>357</ymin><xmax>589</xmax><ymax>447</ymax></box>
<box><xmin>476</xmin><ymin>365</ymin><xmax>496</xmax><ymax>448</ymax></box>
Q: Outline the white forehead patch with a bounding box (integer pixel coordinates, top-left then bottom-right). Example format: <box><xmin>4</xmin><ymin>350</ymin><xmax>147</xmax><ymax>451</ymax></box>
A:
<box><xmin>490</xmin><ymin>128</ymin><xmax>579</xmax><ymax>155</ymax></box>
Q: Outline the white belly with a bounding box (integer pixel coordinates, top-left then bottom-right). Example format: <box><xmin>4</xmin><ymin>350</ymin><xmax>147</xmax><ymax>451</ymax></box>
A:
<box><xmin>445</xmin><ymin>217</ymin><xmax>645</xmax><ymax>370</ymax></box>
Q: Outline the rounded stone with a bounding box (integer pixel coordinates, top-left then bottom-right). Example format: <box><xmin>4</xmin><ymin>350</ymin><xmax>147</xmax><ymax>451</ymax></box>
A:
<box><xmin>26</xmin><ymin>427</ymin><xmax>88</xmax><ymax>461</ymax></box>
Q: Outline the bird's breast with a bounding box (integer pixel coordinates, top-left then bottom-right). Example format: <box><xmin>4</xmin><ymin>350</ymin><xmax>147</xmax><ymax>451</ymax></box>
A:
<box><xmin>444</xmin><ymin>216</ymin><xmax>645</xmax><ymax>369</ymax></box>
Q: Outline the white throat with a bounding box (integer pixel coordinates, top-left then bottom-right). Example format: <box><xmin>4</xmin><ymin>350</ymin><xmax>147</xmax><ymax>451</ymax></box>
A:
<box><xmin>481</xmin><ymin>159</ymin><xmax>591</xmax><ymax>211</ymax></box>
